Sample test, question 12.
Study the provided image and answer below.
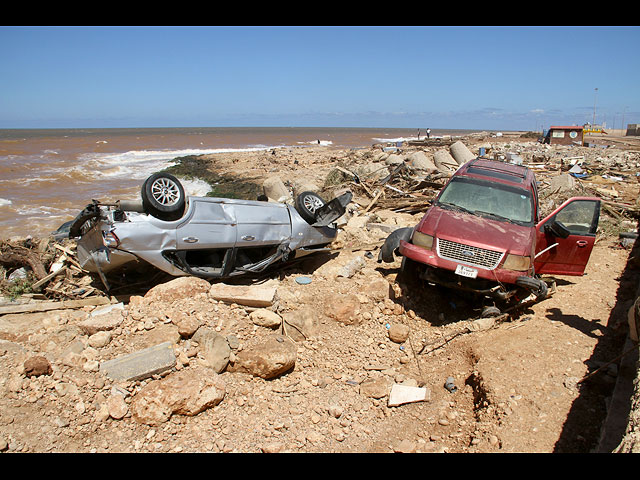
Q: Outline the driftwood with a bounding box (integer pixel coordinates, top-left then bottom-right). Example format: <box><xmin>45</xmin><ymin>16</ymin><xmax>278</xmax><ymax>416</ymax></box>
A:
<box><xmin>0</xmin><ymin>243</ymin><xmax>47</xmax><ymax>280</ymax></box>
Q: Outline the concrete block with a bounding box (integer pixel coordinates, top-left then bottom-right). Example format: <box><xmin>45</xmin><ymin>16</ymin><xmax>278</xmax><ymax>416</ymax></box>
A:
<box><xmin>100</xmin><ymin>342</ymin><xmax>176</xmax><ymax>382</ymax></box>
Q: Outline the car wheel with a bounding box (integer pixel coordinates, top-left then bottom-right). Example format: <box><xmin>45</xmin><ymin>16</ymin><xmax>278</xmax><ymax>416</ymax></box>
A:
<box><xmin>481</xmin><ymin>305</ymin><xmax>502</xmax><ymax>317</ymax></box>
<box><xmin>68</xmin><ymin>204</ymin><xmax>102</xmax><ymax>238</ymax></box>
<box><xmin>516</xmin><ymin>275</ymin><xmax>548</xmax><ymax>300</ymax></box>
<box><xmin>295</xmin><ymin>191</ymin><xmax>326</xmax><ymax>224</ymax></box>
<box><xmin>141</xmin><ymin>173</ymin><xmax>186</xmax><ymax>221</ymax></box>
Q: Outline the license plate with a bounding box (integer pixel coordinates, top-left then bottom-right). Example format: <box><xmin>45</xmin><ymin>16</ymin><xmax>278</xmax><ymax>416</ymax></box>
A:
<box><xmin>455</xmin><ymin>264</ymin><xmax>478</xmax><ymax>279</ymax></box>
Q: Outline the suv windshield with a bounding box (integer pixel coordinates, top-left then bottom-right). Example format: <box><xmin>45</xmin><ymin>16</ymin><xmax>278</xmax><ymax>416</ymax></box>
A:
<box><xmin>436</xmin><ymin>177</ymin><xmax>534</xmax><ymax>225</ymax></box>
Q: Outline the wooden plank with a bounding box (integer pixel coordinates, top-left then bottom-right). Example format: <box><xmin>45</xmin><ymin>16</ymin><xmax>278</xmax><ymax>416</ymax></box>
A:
<box><xmin>0</xmin><ymin>296</ymin><xmax>111</xmax><ymax>315</ymax></box>
<box><xmin>31</xmin><ymin>265</ymin><xmax>69</xmax><ymax>290</ymax></box>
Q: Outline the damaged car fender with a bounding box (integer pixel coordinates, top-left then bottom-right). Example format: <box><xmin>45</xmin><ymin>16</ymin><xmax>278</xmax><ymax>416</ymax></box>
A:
<box><xmin>377</xmin><ymin>226</ymin><xmax>413</xmax><ymax>264</ymax></box>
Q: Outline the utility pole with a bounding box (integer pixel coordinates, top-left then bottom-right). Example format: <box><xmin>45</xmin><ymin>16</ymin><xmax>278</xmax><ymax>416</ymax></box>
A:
<box><xmin>593</xmin><ymin>87</ymin><xmax>598</xmax><ymax>125</ymax></box>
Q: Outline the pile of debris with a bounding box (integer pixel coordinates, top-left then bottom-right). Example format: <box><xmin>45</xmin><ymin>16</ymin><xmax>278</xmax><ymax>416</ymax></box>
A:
<box><xmin>319</xmin><ymin>137</ymin><xmax>640</xmax><ymax>230</ymax></box>
<box><xmin>0</xmin><ymin>237</ymin><xmax>110</xmax><ymax>315</ymax></box>
<box><xmin>319</xmin><ymin>140</ymin><xmax>480</xmax><ymax>216</ymax></box>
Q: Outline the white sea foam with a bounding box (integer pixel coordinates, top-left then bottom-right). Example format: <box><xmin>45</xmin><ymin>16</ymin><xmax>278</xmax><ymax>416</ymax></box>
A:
<box><xmin>79</xmin><ymin>147</ymin><xmax>283</xmax><ymax>181</ymax></box>
<box><xmin>298</xmin><ymin>140</ymin><xmax>333</xmax><ymax>146</ymax></box>
<box><xmin>0</xmin><ymin>198</ymin><xmax>12</xmax><ymax>206</ymax></box>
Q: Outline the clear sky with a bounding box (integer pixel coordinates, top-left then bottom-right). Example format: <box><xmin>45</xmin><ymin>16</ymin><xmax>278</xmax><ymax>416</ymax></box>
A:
<box><xmin>1</xmin><ymin>25</ymin><xmax>638</xmax><ymax>131</ymax></box>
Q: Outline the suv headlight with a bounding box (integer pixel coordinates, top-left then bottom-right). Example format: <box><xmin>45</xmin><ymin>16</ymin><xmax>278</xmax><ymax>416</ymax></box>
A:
<box><xmin>412</xmin><ymin>231</ymin><xmax>434</xmax><ymax>249</ymax></box>
<box><xmin>503</xmin><ymin>254</ymin><xmax>531</xmax><ymax>271</ymax></box>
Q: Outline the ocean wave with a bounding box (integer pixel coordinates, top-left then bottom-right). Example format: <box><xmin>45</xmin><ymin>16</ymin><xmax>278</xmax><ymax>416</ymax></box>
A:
<box><xmin>180</xmin><ymin>177</ymin><xmax>213</xmax><ymax>197</ymax></box>
<box><xmin>78</xmin><ymin>146</ymin><xmax>285</xmax><ymax>181</ymax></box>
<box><xmin>0</xmin><ymin>198</ymin><xmax>12</xmax><ymax>206</ymax></box>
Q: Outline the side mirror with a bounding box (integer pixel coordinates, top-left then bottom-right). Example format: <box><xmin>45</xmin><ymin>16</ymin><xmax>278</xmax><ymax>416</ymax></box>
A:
<box><xmin>544</xmin><ymin>220</ymin><xmax>571</xmax><ymax>239</ymax></box>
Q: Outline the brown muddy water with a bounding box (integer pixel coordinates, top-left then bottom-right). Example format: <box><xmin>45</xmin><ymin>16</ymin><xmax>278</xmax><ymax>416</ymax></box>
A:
<box><xmin>0</xmin><ymin>127</ymin><xmax>479</xmax><ymax>238</ymax></box>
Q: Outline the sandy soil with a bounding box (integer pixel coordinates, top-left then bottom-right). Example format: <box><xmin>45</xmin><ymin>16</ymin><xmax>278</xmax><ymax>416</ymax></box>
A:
<box><xmin>1</xmin><ymin>131</ymin><xmax>639</xmax><ymax>453</ymax></box>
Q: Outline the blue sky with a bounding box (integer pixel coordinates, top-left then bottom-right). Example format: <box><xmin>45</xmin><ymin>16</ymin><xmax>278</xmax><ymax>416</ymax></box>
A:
<box><xmin>1</xmin><ymin>25</ymin><xmax>639</xmax><ymax>131</ymax></box>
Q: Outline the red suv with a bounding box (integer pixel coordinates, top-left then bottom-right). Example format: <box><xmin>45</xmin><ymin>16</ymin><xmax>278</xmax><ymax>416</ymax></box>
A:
<box><xmin>379</xmin><ymin>158</ymin><xmax>601</xmax><ymax>312</ymax></box>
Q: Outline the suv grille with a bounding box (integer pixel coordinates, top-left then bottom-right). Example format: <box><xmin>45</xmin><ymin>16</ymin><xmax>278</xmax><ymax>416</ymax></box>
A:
<box><xmin>437</xmin><ymin>238</ymin><xmax>504</xmax><ymax>270</ymax></box>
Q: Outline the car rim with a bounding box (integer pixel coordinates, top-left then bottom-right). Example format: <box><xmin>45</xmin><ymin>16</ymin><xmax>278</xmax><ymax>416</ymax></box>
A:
<box><xmin>303</xmin><ymin>194</ymin><xmax>323</xmax><ymax>213</ymax></box>
<box><xmin>151</xmin><ymin>177</ymin><xmax>181</xmax><ymax>206</ymax></box>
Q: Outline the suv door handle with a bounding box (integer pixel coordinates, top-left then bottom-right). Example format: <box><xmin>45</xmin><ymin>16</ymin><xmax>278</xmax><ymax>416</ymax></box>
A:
<box><xmin>576</xmin><ymin>240</ymin><xmax>588</xmax><ymax>247</ymax></box>
<box><xmin>182</xmin><ymin>236</ymin><xmax>199</xmax><ymax>243</ymax></box>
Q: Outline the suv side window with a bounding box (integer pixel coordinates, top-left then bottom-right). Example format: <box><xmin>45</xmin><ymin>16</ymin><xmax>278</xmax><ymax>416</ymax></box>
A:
<box><xmin>552</xmin><ymin>199</ymin><xmax>600</xmax><ymax>235</ymax></box>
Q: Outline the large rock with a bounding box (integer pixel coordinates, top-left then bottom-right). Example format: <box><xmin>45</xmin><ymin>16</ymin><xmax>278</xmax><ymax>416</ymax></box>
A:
<box><xmin>143</xmin><ymin>277</ymin><xmax>211</xmax><ymax>304</ymax></box>
<box><xmin>407</xmin><ymin>151</ymin><xmax>437</xmax><ymax>173</ymax></box>
<box><xmin>384</xmin><ymin>154</ymin><xmax>404</xmax><ymax>166</ymax></box>
<box><xmin>450</xmin><ymin>141</ymin><xmax>476</xmax><ymax>165</ymax></box>
<box><xmin>281</xmin><ymin>308</ymin><xmax>316</xmax><ymax>342</ymax></box>
<box><xmin>130</xmin><ymin>370</ymin><xmax>226</xmax><ymax>425</ymax></box>
<box><xmin>192</xmin><ymin>328</ymin><xmax>231</xmax><ymax>373</ymax></box>
<box><xmin>78</xmin><ymin>311</ymin><xmax>123</xmax><ymax>336</ymax></box>
<box><xmin>228</xmin><ymin>335</ymin><xmax>297</xmax><ymax>379</ymax></box>
<box><xmin>209</xmin><ymin>283</ymin><xmax>277</xmax><ymax>308</ymax></box>
<box><xmin>434</xmin><ymin>149</ymin><xmax>458</xmax><ymax>175</ymax></box>
<box><xmin>326</xmin><ymin>293</ymin><xmax>362</xmax><ymax>325</ymax></box>
<box><xmin>263</xmin><ymin>176</ymin><xmax>290</xmax><ymax>202</ymax></box>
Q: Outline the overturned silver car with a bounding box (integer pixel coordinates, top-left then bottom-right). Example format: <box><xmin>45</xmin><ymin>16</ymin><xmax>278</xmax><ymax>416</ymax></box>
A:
<box><xmin>68</xmin><ymin>172</ymin><xmax>351</xmax><ymax>284</ymax></box>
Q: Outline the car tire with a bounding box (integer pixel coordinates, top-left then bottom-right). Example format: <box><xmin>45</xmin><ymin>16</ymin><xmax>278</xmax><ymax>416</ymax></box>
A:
<box><xmin>68</xmin><ymin>204</ymin><xmax>102</xmax><ymax>238</ymax></box>
<box><xmin>481</xmin><ymin>305</ymin><xmax>502</xmax><ymax>317</ymax></box>
<box><xmin>396</xmin><ymin>257</ymin><xmax>423</xmax><ymax>289</ymax></box>
<box><xmin>141</xmin><ymin>173</ymin><xmax>186</xmax><ymax>221</ymax></box>
<box><xmin>295</xmin><ymin>191</ymin><xmax>326</xmax><ymax>224</ymax></box>
<box><xmin>516</xmin><ymin>275</ymin><xmax>548</xmax><ymax>300</ymax></box>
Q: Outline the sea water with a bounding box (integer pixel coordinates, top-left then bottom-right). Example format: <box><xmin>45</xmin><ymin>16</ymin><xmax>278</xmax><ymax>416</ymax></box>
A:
<box><xmin>0</xmin><ymin>127</ymin><xmax>478</xmax><ymax>238</ymax></box>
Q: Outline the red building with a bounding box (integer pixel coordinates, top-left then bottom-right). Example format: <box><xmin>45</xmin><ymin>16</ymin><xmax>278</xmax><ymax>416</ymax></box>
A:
<box><xmin>543</xmin><ymin>126</ymin><xmax>584</xmax><ymax>145</ymax></box>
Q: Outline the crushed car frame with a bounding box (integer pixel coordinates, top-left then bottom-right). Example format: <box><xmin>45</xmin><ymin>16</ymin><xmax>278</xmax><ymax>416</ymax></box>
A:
<box><xmin>68</xmin><ymin>172</ymin><xmax>351</xmax><ymax>285</ymax></box>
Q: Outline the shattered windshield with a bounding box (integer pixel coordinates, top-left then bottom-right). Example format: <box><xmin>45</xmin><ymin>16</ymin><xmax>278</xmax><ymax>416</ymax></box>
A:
<box><xmin>436</xmin><ymin>177</ymin><xmax>534</xmax><ymax>225</ymax></box>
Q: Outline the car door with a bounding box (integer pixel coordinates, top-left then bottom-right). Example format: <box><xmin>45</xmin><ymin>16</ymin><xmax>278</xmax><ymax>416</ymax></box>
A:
<box><xmin>534</xmin><ymin>197</ymin><xmax>601</xmax><ymax>276</ymax></box>
<box><xmin>171</xmin><ymin>198</ymin><xmax>238</xmax><ymax>276</ymax></box>
<box><xmin>232</xmin><ymin>200</ymin><xmax>292</xmax><ymax>247</ymax></box>
<box><xmin>175</xmin><ymin>198</ymin><xmax>237</xmax><ymax>249</ymax></box>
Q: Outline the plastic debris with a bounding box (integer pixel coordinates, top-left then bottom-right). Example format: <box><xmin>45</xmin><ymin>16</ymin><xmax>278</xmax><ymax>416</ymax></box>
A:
<box><xmin>444</xmin><ymin>377</ymin><xmax>457</xmax><ymax>393</ymax></box>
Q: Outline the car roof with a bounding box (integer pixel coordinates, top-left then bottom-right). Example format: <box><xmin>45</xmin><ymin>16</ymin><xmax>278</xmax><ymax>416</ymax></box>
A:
<box><xmin>456</xmin><ymin>158</ymin><xmax>533</xmax><ymax>188</ymax></box>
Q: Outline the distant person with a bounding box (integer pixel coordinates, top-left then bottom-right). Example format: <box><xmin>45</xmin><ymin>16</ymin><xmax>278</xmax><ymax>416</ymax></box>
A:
<box><xmin>426</xmin><ymin>128</ymin><xmax>431</xmax><ymax>139</ymax></box>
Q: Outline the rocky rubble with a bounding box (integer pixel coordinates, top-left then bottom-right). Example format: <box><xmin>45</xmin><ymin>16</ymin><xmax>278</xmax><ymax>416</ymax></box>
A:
<box><xmin>1</xmin><ymin>131</ymin><xmax>640</xmax><ymax>453</ymax></box>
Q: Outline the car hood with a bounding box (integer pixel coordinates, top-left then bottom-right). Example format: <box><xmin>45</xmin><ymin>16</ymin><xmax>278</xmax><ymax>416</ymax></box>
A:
<box><xmin>416</xmin><ymin>205</ymin><xmax>535</xmax><ymax>256</ymax></box>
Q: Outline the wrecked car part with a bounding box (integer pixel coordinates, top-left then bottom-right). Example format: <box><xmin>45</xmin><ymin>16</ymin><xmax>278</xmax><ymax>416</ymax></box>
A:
<box><xmin>69</xmin><ymin>174</ymin><xmax>350</xmax><ymax>281</ymax></box>
<box><xmin>378</xmin><ymin>227</ymin><xmax>413</xmax><ymax>264</ymax></box>
<box><xmin>295</xmin><ymin>191</ymin><xmax>326</xmax><ymax>224</ymax></box>
<box><xmin>141</xmin><ymin>172</ymin><xmax>186</xmax><ymax>221</ymax></box>
<box><xmin>312</xmin><ymin>191</ymin><xmax>353</xmax><ymax>227</ymax></box>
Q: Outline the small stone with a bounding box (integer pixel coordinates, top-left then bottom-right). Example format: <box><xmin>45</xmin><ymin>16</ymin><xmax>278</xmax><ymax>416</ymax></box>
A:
<box><xmin>394</xmin><ymin>439</ymin><xmax>417</xmax><ymax>453</ymax></box>
<box><xmin>88</xmin><ymin>330</ymin><xmax>112</xmax><ymax>348</ymax></box>
<box><xmin>23</xmin><ymin>356</ymin><xmax>52</xmax><ymax>377</ymax></box>
<box><xmin>107</xmin><ymin>394</ymin><xmax>129</xmax><ymax>420</ymax></box>
<box><xmin>388</xmin><ymin>324</ymin><xmax>410</xmax><ymax>343</ymax></box>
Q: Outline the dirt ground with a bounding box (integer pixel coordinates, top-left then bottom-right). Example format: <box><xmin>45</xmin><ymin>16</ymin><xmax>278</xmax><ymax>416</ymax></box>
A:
<box><xmin>1</xmin><ymin>131</ymin><xmax>639</xmax><ymax>453</ymax></box>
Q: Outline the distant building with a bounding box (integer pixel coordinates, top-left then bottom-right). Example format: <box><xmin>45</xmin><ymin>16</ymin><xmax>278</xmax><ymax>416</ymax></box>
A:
<box><xmin>542</xmin><ymin>126</ymin><xmax>584</xmax><ymax>145</ymax></box>
<box><xmin>627</xmin><ymin>124</ymin><xmax>640</xmax><ymax>136</ymax></box>
<box><xmin>583</xmin><ymin>123</ymin><xmax>604</xmax><ymax>134</ymax></box>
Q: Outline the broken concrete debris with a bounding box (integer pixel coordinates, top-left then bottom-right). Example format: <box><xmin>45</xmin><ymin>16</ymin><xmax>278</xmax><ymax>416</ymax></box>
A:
<box><xmin>99</xmin><ymin>342</ymin><xmax>177</xmax><ymax>382</ymax></box>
